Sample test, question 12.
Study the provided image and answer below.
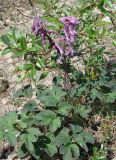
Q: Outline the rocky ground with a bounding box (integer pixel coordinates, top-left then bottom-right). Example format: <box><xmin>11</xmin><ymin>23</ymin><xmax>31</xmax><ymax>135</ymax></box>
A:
<box><xmin>0</xmin><ymin>0</ymin><xmax>41</xmax><ymax>116</ymax></box>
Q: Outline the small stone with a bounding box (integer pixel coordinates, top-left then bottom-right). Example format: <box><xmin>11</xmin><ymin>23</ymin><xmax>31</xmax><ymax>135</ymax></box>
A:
<box><xmin>25</xmin><ymin>10</ymin><xmax>32</xmax><ymax>15</ymax></box>
<box><xmin>0</xmin><ymin>79</ymin><xmax>9</xmax><ymax>94</ymax></box>
<box><xmin>103</xmin><ymin>16</ymin><xmax>111</xmax><ymax>22</ymax></box>
<box><xmin>7</xmin><ymin>58</ymin><xmax>13</xmax><ymax>64</ymax></box>
<box><xmin>1</xmin><ymin>98</ymin><xmax>9</xmax><ymax>105</ymax></box>
<box><xmin>4</xmin><ymin>19</ymin><xmax>11</xmax><ymax>26</ymax></box>
<box><xmin>11</xmin><ymin>74</ymin><xmax>17</xmax><ymax>82</ymax></box>
<box><xmin>8</xmin><ymin>66</ymin><xmax>15</xmax><ymax>72</ymax></box>
<box><xmin>14</xmin><ymin>62</ymin><xmax>20</xmax><ymax>67</ymax></box>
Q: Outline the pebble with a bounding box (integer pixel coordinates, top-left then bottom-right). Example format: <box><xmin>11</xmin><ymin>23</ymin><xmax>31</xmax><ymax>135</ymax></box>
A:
<box><xmin>11</xmin><ymin>74</ymin><xmax>17</xmax><ymax>82</ymax></box>
<box><xmin>2</xmin><ymin>98</ymin><xmax>9</xmax><ymax>105</ymax></box>
<box><xmin>7</xmin><ymin>58</ymin><xmax>13</xmax><ymax>64</ymax></box>
<box><xmin>4</xmin><ymin>19</ymin><xmax>11</xmax><ymax>26</ymax></box>
<box><xmin>8</xmin><ymin>66</ymin><xmax>15</xmax><ymax>72</ymax></box>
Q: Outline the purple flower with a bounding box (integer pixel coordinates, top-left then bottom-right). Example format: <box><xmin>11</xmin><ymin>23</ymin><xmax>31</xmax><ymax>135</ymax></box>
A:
<box><xmin>32</xmin><ymin>16</ymin><xmax>48</xmax><ymax>43</ymax></box>
<box><xmin>31</xmin><ymin>16</ymin><xmax>79</xmax><ymax>64</ymax></box>
<box><xmin>57</xmin><ymin>55</ymin><xmax>64</xmax><ymax>64</ymax></box>
<box><xmin>60</xmin><ymin>16</ymin><xmax>79</xmax><ymax>43</ymax></box>
<box><xmin>32</xmin><ymin>17</ymin><xmax>58</xmax><ymax>46</ymax></box>
<box><xmin>66</xmin><ymin>45</ymin><xmax>75</xmax><ymax>57</ymax></box>
<box><xmin>54</xmin><ymin>16</ymin><xmax>79</xmax><ymax>63</ymax></box>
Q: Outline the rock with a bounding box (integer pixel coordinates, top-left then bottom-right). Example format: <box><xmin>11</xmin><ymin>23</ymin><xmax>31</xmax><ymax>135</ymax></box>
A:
<box><xmin>4</xmin><ymin>19</ymin><xmax>11</xmax><ymax>26</ymax></box>
<box><xmin>0</xmin><ymin>79</ymin><xmax>9</xmax><ymax>94</ymax></box>
<box><xmin>11</xmin><ymin>74</ymin><xmax>18</xmax><ymax>82</ymax></box>
<box><xmin>7</xmin><ymin>58</ymin><xmax>13</xmax><ymax>64</ymax></box>
<box><xmin>1</xmin><ymin>98</ymin><xmax>9</xmax><ymax>105</ymax></box>
<box><xmin>8</xmin><ymin>66</ymin><xmax>15</xmax><ymax>72</ymax></box>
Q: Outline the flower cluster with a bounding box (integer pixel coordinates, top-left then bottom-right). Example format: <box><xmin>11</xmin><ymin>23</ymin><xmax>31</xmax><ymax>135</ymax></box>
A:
<box><xmin>55</xmin><ymin>16</ymin><xmax>79</xmax><ymax>63</ymax></box>
<box><xmin>32</xmin><ymin>17</ymin><xmax>48</xmax><ymax>44</ymax></box>
<box><xmin>32</xmin><ymin>16</ymin><xmax>79</xmax><ymax>63</ymax></box>
<box><xmin>60</xmin><ymin>16</ymin><xmax>79</xmax><ymax>43</ymax></box>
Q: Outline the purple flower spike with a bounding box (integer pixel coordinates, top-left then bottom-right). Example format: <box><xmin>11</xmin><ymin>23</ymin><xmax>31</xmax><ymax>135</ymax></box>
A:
<box><xmin>60</xmin><ymin>16</ymin><xmax>79</xmax><ymax>44</ymax></box>
<box><xmin>31</xmin><ymin>16</ymin><xmax>80</xmax><ymax>64</ymax></box>
<box><xmin>32</xmin><ymin>16</ymin><xmax>47</xmax><ymax>44</ymax></box>
<box><xmin>54</xmin><ymin>41</ymin><xmax>65</xmax><ymax>55</ymax></box>
<box><xmin>32</xmin><ymin>17</ymin><xmax>43</xmax><ymax>35</ymax></box>
<box><xmin>66</xmin><ymin>45</ymin><xmax>75</xmax><ymax>57</ymax></box>
<box><xmin>57</xmin><ymin>55</ymin><xmax>64</xmax><ymax>64</ymax></box>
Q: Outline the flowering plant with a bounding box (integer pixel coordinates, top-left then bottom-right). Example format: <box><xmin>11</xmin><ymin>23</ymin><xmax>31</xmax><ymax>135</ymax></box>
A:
<box><xmin>32</xmin><ymin>16</ymin><xmax>79</xmax><ymax>64</ymax></box>
<box><xmin>0</xmin><ymin>0</ymin><xmax>115</xmax><ymax>159</ymax></box>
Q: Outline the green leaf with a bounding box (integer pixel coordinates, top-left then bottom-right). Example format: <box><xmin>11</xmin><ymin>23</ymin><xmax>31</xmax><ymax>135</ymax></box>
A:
<box><xmin>0</xmin><ymin>48</ymin><xmax>12</xmax><ymax>56</ymax></box>
<box><xmin>22</xmin><ymin>100</ymin><xmax>37</xmax><ymax>113</ymax></box>
<box><xmin>28</xmin><ymin>127</ymin><xmax>41</xmax><ymax>136</ymax></box>
<box><xmin>62</xmin><ymin>6</ymin><xmax>73</xmax><ymax>16</ymax></box>
<box><xmin>20</xmin><ymin>64</ymin><xmax>33</xmax><ymax>71</ymax></box>
<box><xmin>14</xmin><ymin>85</ymin><xmax>33</xmax><ymax>98</ymax></box>
<box><xmin>20</xmin><ymin>36</ymin><xmax>27</xmax><ymax>50</ymax></box>
<box><xmin>36</xmin><ymin>110</ymin><xmax>61</xmax><ymax>132</ymax></box>
<box><xmin>17</xmin><ymin>145</ymin><xmax>28</xmax><ymax>158</ymax></box>
<box><xmin>90</xmin><ymin>88</ymin><xmax>103</xmax><ymax>102</ymax></box>
<box><xmin>20</xmin><ymin>133</ymin><xmax>27</xmax><ymax>142</ymax></box>
<box><xmin>39</xmin><ymin>71</ymin><xmax>49</xmax><ymax>80</ymax></box>
<box><xmin>75</xmin><ymin>134</ymin><xmax>88</xmax><ymax>152</ymax></box>
<box><xmin>28</xmin><ymin>134</ymin><xmax>37</xmax><ymax>143</ymax></box>
<box><xmin>30</xmin><ymin>67</ymin><xmax>36</xmax><ymax>81</ymax></box>
<box><xmin>106</xmin><ymin>91</ymin><xmax>116</xmax><ymax>103</ymax></box>
<box><xmin>71</xmin><ymin>144</ymin><xmax>80</xmax><ymax>158</ymax></box>
<box><xmin>20</xmin><ymin>122</ymin><xmax>27</xmax><ymax>129</ymax></box>
<box><xmin>0</xmin><ymin>132</ymin><xmax>3</xmax><ymax>140</ymax></box>
<box><xmin>37</xmin><ymin>110</ymin><xmax>61</xmax><ymax>132</ymax></box>
<box><xmin>0</xmin><ymin>117</ymin><xmax>8</xmax><ymax>129</ymax></box>
<box><xmin>37</xmin><ymin>86</ymin><xmax>66</xmax><ymax>107</ymax></box>
<box><xmin>50</xmin><ymin>117</ymin><xmax>61</xmax><ymax>132</ymax></box>
<box><xmin>81</xmin><ymin>132</ymin><xmax>95</xmax><ymax>144</ymax></box>
<box><xmin>6</xmin><ymin>111</ymin><xmax>18</xmax><ymax>122</ymax></box>
<box><xmin>36</xmin><ymin>57</ymin><xmax>46</xmax><ymax>69</ymax></box>
<box><xmin>25</xmin><ymin>139</ymin><xmax>34</xmax><ymax>152</ymax></box>
<box><xmin>1</xmin><ymin>35</ymin><xmax>10</xmax><ymax>46</ymax></box>
<box><xmin>46</xmin><ymin>144</ymin><xmax>57</xmax><ymax>157</ymax></box>
<box><xmin>74</xmin><ymin>106</ymin><xmax>91</xmax><ymax>118</ymax></box>
<box><xmin>98</xmin><ymin>0</ymin><xmax>111</xmax><ymax>16</ymax></box>
<box><xmin>20</xmin><ymin>134</ymin><xmax>35</xmax><ymax>152</ymax></box>
<box><xmin>36</xmin><ymin>110</ymin><xmax>56</xmax><ymax>125</ymax></box>
<box><xmin>55</xmin><ymin>128</ymin><xmax>70</xmax><ymax>146</ymax></box>
<box><xmin>23</xmin><ymin>117</ymin><xmax>35</xmax><ymax>126</ymax></box>
<box><xmin>51</xmin><ymin>86</ymin><xmax>66</xmax><ymax>101</ymax></box>
<box><xmin>5</xmin><ymin>131</ymin><xmax>17</xmax><ymax>147</ymax></box>
<box><xmin>17</xmin><ymin>73</ymin><xmax>27</xmax><ymax>83</ymax></box>
<box><xmin>60</xmin><ymin>144</ymin><xmax>72</xmax><ymax>160</ymax></box>
<box><xmin>57</xmin><ymin>102</ymin><xmax>72</xmax><ymax>116</ymax></box>
<box><xmin>42</xmin><ymin>16</ymin><xmax>63</xmax><ymax>27</ymax></box>
<box><xmin>70</xmin><ymin>124</ymin><xmax>83</xmax><ymax>134</ymax></box>
<box><xmin>23</xmin><ymin>85</ymin><xmax>33</xmax><ymax>98</ymax></box>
